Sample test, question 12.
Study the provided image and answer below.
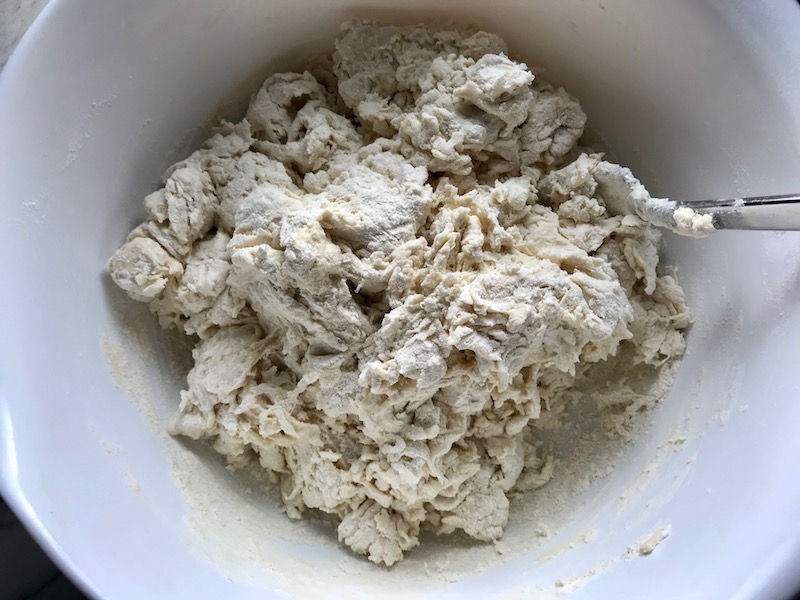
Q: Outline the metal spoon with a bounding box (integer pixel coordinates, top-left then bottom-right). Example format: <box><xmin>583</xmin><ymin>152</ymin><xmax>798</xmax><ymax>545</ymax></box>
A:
<box><xmin>590</xmin><ymin>161</ymin><xmax>800</xmax><ymax>234</ymax></box>
<box><xmin>677</xmin><ymin>194</ymin><xmax>800</xmax><ymax>231</ymax></box>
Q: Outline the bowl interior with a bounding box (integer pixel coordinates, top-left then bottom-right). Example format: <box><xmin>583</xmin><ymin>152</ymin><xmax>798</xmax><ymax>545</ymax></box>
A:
<box><xmin>2</xmin><ymin>1</ymin><xmax>800</xmax><ymax>598</ymax></box>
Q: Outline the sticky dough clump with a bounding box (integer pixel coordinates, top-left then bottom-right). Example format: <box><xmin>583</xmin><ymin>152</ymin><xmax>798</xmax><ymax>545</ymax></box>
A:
<box><xmin>107</xmin><ymin>20</ymin><xmax>691</xmax><ymax>566</ymax></box>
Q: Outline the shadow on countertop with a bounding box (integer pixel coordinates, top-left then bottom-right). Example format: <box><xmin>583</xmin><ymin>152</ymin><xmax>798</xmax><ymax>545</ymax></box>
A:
<box><xmin>0</xmin><ymin>497</ymin><xmax>88</xmax><ymax>600</ymax></box>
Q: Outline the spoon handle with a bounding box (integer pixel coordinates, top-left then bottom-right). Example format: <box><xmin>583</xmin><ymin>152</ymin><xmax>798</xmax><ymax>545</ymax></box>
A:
<box><xmin>678</xmin><ymin>194</ymin><xmax>800</xmax><ymax>231</ymax></box>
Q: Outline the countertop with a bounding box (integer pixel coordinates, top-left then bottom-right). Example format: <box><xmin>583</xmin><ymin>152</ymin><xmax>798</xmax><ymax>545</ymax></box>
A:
<box><xmin>1</xmin><ymin>0</ymin><xmax>49</xmax><ymax>67</ymax></box>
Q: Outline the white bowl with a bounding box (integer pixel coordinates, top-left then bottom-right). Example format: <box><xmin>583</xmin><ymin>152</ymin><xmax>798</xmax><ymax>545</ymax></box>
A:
<box><xmin>2</xmin><ymin>1</ymin><xmax>800</xmax><ymax>598</ymax></box>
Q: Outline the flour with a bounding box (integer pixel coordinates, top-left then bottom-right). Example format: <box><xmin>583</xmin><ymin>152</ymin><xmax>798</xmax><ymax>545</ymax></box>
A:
<box><xmin>107</xmin><ymin>20</ymin><xmax>695</xmax><ymax>566</ymax></box>
<box><xmin>625</xmin><ymin>526</ymin><xmax>671</xmax><ymax>557</ymax></box>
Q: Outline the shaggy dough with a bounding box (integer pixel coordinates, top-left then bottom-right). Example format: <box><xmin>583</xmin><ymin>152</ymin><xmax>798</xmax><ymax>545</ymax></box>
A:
<box><xmin>107</xmin><ymin>21</ymin><xmax>692</xmax><ymax>566</ymax></box>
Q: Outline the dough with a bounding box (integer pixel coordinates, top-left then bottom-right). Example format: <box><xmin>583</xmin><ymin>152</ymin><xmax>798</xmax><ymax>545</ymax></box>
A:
<box><xmin>592</xmin><ymin>161</ymin><xmax>714</xmax><ymax>237</ymax></box>
<box><xmin>107</xmin><ymin>20</ymin><xmax>693</xmax><ymax>566</ymax></box>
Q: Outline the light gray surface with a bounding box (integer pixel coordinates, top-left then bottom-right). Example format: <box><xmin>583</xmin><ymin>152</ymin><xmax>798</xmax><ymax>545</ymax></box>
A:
<box><xmin>1</xmin><ymin>0</ymin><xmax>49</xmax><ymax>66</ymax></box>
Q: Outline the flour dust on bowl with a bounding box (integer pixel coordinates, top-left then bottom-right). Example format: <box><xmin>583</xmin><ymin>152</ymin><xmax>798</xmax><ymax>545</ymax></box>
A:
<box><xmin>1</xmin><ymin>1</ymin><xmax>800</xmax><ymax>599</ymax></box>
